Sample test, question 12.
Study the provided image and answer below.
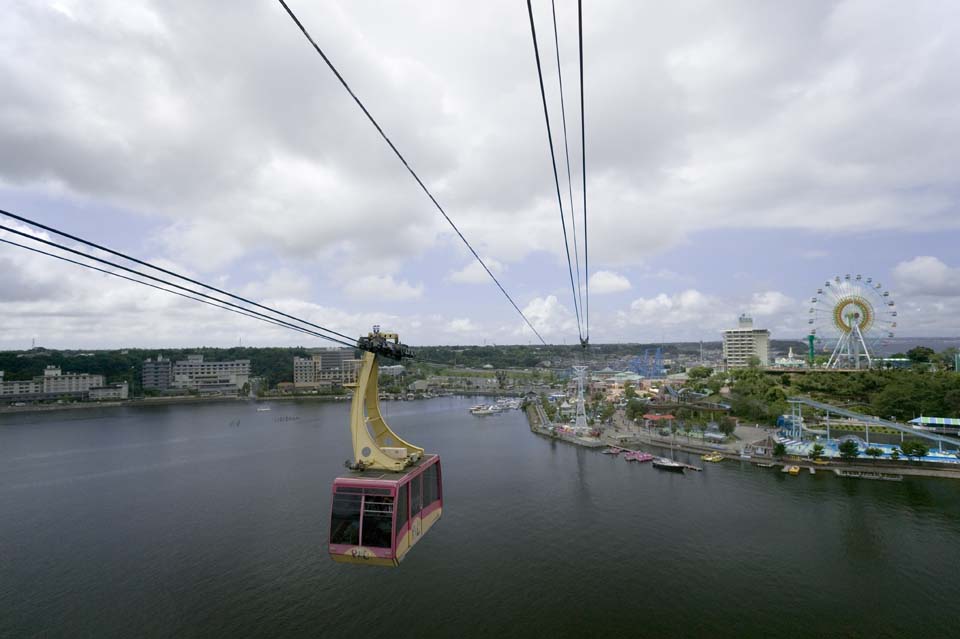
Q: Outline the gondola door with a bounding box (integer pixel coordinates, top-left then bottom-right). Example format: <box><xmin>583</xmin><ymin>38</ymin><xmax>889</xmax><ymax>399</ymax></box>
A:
<box><xmin>409</xmin><ymin>472</ymin><xmax>423</xmax><ymax>547</ymax></box>
<box><xmin>394</xmin><ymin>482</ymin><xmax>410</xmax><ymax>561</ymax></box>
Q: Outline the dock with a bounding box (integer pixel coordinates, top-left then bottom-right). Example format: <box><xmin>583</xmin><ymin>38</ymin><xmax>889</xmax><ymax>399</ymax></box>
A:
<box><xmin>832</xmin><ymin>469</ymin><xmax>904</xmax><ymax>481</ymax></box>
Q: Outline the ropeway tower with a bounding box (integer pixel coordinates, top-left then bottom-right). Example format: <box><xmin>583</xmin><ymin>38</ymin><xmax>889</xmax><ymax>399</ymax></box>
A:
<box><xmin>572</xmin><ymin>365</ymin><xmax>588</xmax><ymax>430</ymax></box>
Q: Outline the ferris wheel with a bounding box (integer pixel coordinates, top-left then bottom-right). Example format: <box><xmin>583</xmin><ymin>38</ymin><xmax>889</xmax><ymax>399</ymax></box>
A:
<box><xmin>808</xmin><ymin>274</ymin><xmax>897</xmax><ymax>369</ymax></box>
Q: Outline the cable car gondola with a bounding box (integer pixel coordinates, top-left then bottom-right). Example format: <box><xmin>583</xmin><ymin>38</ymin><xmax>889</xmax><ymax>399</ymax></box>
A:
<box><xmin>329</xmin><ymin>328</ymin><xmax>442</xmax><ymax>567</ymax></box>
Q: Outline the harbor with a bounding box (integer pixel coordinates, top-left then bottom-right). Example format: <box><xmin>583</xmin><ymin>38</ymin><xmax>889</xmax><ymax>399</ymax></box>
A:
<box><xmin>522</xmin><ymin>402</ymin><xmax>960</xmax><ymax>482</ymax></box>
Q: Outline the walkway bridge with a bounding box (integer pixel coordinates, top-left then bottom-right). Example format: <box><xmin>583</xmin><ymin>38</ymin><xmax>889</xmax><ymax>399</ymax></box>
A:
<box><xmin>787</xmin><ymin>397</ymin><xmax>960</xmax><ymax>451</ymax></box>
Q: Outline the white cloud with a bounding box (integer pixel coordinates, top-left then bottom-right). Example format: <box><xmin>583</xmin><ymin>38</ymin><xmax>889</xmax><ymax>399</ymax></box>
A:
<box><xmin>349</xmin><ymin>275</ymin><xmax>423</xmax><ymax>302</ymax></box>
<box><xmin>4</xmin><ymin>0</ymin><xmax>959</xmax><ymax>276</ymax></box>
<box><xmin>747</xmin><ymin>291</ymin><xmax>795</xmax><ymax>316</ymax></box>
<box><xmin>893</xmin><ymin>256</ymin><xmax>960</xmax><ymax>297</ymax></box>
<box><xmin>619</xmin><ymin>289</ymin><xmax>719</xmax><ymax>328</ymax></box>
<box><xmin>518</xmin><ymin>295</ymin><xmax>578</xmax><ymax>340</ymax></box>
<box><xmin>240</xmin><ymin>268</ymin><xmax>312</xmax><ymax>300</ymax></box>
<box><xmin>445</xmin><ymin>318</ymin><xmax>479</xmax><ymax>334</ymax></box>
<box><xmin>589</xmin><ymin>270</ymin><xmax>631</xmax><ymax>294</ymax></box>
<box><xmin>446</xmin><ymin>258</ymin><xmax>503</xmax><ymax>284</ymax></box>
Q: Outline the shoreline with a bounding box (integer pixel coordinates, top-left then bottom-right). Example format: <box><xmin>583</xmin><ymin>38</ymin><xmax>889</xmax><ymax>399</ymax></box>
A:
<box><xmin>0</xmin><ymin>394</ymin><xmax>350</xmax><ymax>415</ymax></box>
<box><xmin>0</xmin><ymin>391</ymin><xmax>506</xmax><ymax>416</ymax></box>
<box><xmin>524</xmin><ymin>404</ymin><xmax>960</xmax><ymax>481</ymax></box>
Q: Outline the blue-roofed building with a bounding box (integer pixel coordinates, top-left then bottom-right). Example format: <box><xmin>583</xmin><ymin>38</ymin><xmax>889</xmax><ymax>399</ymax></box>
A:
<box><xmin>909</xmin><ymin>416</ymin><xmax>960</xmax><ymax>435</ymax></box>
<box><xmin>909</xmin><ymin>416</ymin><xmax>960</xmax><ymax>427</ymax></box>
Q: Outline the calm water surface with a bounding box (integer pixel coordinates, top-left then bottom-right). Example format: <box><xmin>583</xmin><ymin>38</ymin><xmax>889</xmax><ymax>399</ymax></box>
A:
<box><xmin>1</xmin><ymin>398</ymin><xmax>958</xmax><ymax>638</ymax></box>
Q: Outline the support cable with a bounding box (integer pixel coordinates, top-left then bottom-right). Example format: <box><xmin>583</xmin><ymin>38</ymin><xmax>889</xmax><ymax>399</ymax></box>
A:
<box><xmin>275</xmin><ymin>0</ymin><xmax>546</xmax><ymax>345</ymax></box>
<box><xmin>3</xmin><ymin>235</ymin><xmax>500</xmax><ymax>367</ymax></box>
<box><xmin>0</xmin><ymin>238</ymin><xmax>350</xmax><ymax>346</ymax></box>
<box><xmin>0</xmin><ymin>209</ymin><xmax>352</xmax><ymax>344</ymax></box>
<box><xmin>578</xmin><ymin>0</ymin><xmax>589</xmax><ymax>345</ymax></box>
<box><xmin>526</xmin><ymin>0</ymin><xmax>584</xmax><ymax>342</ymax></box>
<box><xmin>550</xmin><ymin>0</ymin><xmax>585</xmax><ymax>326</ymax></box>
<box><xmin>0</xmin><ymin>225</ymin><xmax>356</xmax><ymax>349</ymax></box>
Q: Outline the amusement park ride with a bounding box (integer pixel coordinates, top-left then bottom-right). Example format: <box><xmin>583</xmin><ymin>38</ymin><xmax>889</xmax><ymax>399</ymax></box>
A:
<box><xmin>328</xmin><ymin>327</ymin><xmax>442</xmax><ymax>567</ymax></box>
<box><xmin>808</xmin><ymin>274</ymin><xmax>897</xmax><ymax>369</ymax></box>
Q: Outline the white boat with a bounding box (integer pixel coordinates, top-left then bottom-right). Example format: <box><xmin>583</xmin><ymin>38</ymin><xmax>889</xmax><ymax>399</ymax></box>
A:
<box><xmin>470</xmin><ymin>405</ymin><xmax>496</xmax><ymax>416</ymax></box>
<box><xmin>256</xmin><ymin>407</ymin><xmax>271</xmax><ymax>412</ymax></box>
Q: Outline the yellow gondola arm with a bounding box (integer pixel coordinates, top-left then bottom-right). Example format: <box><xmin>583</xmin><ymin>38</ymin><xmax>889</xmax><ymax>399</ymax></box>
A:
<box><xmin>348</xmin><ymin>337</ymin><xmax>423</xmax><ymax>471</ymax></box>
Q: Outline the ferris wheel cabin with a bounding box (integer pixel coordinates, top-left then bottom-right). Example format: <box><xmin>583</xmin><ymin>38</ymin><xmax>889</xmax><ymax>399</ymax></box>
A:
<box><xmin>329</xmin><ymin>454</ymin><xmax>442</xmax><ymax>567</ymax></box>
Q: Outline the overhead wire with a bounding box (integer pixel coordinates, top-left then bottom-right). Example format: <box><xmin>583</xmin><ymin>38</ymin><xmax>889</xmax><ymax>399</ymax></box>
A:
<box><xmin>0</xmin><ymin>209</ymin><xmax>353</xmax><ymax>345</ymax></box>
<box><xmin>549</xmin><ymin>0</ymin><xmax>585</xmax><ymax>331</ymax></box>
<box><xmin>0</xmin><ymin>233</ymin><xmax>510</xmax><ymax>367</ymax></box>
<box><xmin>0</xmin><ymin>237</ymin><xmax>349</xmax><ymax>346</ymax></box>
<box><xmin>275</xmin><ymin>0</ymin><xmax>547</xmax><ymax>346</ymax></box>
<box><xmin>526</xmin><ymin>0</ymin><xmax>584</xmax><ymax>343</ymax></box>
<box><xmin>578</xmin><ymin>0</ymin><xmax>589</xmax><ymax>345</ymax></box>
<box><xmin>0</xmin><ymin>224</ymin><xmax>356</xmax><ymax>349</ymax></box>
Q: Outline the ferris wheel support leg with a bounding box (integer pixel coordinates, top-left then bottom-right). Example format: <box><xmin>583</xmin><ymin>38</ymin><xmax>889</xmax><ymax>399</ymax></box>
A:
<box><xmin>854</xmin><ymin>324</ymin><xmax>872</xmax><ymax>368</ymax></box>
<box><xmin>827</xmin><ymin>332</ymin><xmax>846</xmax><ymax>369</ymax></box>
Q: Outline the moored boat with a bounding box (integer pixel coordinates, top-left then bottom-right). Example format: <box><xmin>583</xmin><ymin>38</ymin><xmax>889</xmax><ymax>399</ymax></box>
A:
<box><xmin>652</xmin><ymin>458</ymin><xmax>685</xmax><ymax>472</ymax></box>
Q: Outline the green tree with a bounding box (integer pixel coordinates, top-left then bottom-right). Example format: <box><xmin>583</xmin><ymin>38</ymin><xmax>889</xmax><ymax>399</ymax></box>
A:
<box><xmin>624</xmin><ymin>383</ymin><xmax>637</xmax><ymax>400</ymax></box>
<box><xmin>718</xmin><ymin>416</ymin><xmax>737</xmax><ymax>436</ymax></box>
<box><xmin>540</xmin><ymin>394</ymin><xmax>558</xmax><ymax>421</ymax></box>
<box><xmin>838</xmin><ymin>439</ymin><xmax>860</xmax><ymax>460</ymax></box>
<box><xmin>599</xmin><ymin>403</ymin><xmax>615</xmax><ymax>422</ymax></box>
<box><xmin>865</xmin><ymin>447</ymin><xmax>883</xmax><ymax>459</ymax></box>
<box><xmin>900</xmin><ymin>440</ymin><xmax>930</xmax><ymax>460</ymax></box>
<box><xmin>890</xmin><ymin>449</ymin><xmax>901</xmax><ymax>461</ymax></box>
<box><xmin>810</xmin><ymin>443</ymin><xmax>825</xmax><ymax>460</ymax></box>
<box><xmin>686</xmin><ymin>366</ymin><xmax>713</xmax><ymax>382</ymax></box>
<box><xmin>907</xmin><ymin>346</ymin><xmax>935</xmax><ymax>363</ymax></box>
<box><xmin>936</xmin><ymin>347</ymin><xmax>959</xmax><ymax>370</ymax></box>
<box><xmin>773</xmin><ymin>442</ymin><xmax>786</xmax><ymax>458</ymax></box>
<box><xmin>625</xmin><ymin>398</ymin><xmax>647</xmax><ymax>421</ymax></box>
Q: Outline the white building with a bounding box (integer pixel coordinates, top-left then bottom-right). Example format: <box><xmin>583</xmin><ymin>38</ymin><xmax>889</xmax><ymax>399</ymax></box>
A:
<box><xmin>722</xmin><ymin>314</ymin><xmax>770</xmax><ymax>369</ymax></box>
<box><xmin>172</xmin><ymin>355</ymin><xmax>250</xmax><ymax>394</ymax></box>
<box><xmin>293</xmin><ymin>349</ymin><xmax>360</xmax><ymax>390</ymax></box>
<box><xmin>89</xmin><ymin>382</ymin><xmax>130</xmax><ymax>401</ymax></box>
<box><xmin>774</xmin><ymin>347</ymin><xmax>805</xmax><ymax>368</ymax></box>
<box><xmin>0</xmin><ymin>366</ymin><xmax>109</xmax><ymax>401</ymax></box>
<box><xmin>40</xmin><ymin>366</ymin><xmax>105</xmax><ymax>393</ymax></box>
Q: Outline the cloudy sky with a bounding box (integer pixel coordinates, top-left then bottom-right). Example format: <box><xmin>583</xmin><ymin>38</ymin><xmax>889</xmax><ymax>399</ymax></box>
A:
<box><xmin>2</xmin><ymin>0</ymin><xmax>959</xmax><ymax>349</ymax></box>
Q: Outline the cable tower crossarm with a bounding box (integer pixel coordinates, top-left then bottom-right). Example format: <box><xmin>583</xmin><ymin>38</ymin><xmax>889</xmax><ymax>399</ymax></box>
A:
<box><xmin>550</xmin><ymin>0</ymin><xmax>585</xmax><ymax>322</ymax></box>
<box><xmin>578</xmin><ymin>0</ymin><xmax>589</xmax><ymax>345</ymax></box>
<box><xmin>274</xmin><ymin>0</ymin><xmax>546</xmax><ymax>346</ymax></box>
<box><xmin>0</xmin><ymin>208</ymin><xmax>353</xmax><ymax>344</ymax></box>
<box><xmin>0</xmin><ymin>237</ymin><xmax>353</xmax><ymax>346</ymax></box>
<box><xmin>0</xmin><ymin>224</ymin><xmax>357</xmax><ymax>349</ymax></box>
<box><xmin>526</xmin><ymin>0</ymin><xmax>583</xmax><ymax>342</ymax></box>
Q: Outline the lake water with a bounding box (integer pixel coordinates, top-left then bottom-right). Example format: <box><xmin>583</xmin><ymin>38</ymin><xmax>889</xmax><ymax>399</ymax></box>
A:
<box><xmin>1</xmin><ymin>397</ymin><xmax>959</xmax><ymax>638</ymax></box>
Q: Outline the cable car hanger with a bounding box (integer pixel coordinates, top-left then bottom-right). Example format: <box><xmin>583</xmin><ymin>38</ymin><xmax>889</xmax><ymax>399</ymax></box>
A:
<box><xmin>348</xmin><ymin>326</ymin><xmax>422</xmax><ymax>472</ymax></box>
